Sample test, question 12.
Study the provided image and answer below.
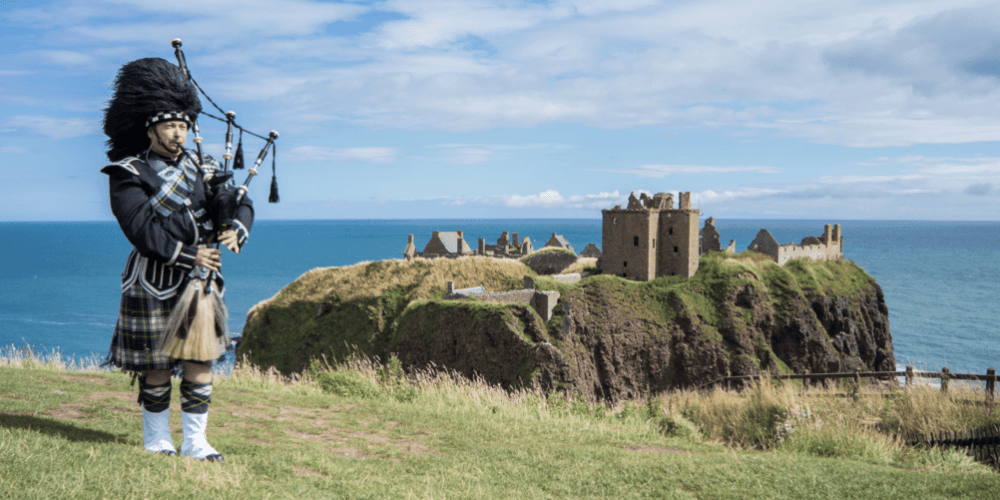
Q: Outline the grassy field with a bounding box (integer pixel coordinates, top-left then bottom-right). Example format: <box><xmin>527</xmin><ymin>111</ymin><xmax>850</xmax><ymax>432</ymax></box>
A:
<box><xmin>1</xmin><ymin>348</ymin><xmax>998</xmax><ymax>500</ymax></box>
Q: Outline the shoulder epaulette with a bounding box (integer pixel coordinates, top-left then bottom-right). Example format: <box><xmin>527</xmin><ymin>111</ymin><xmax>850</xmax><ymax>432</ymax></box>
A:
<box><xmin>100</xmin><ymin>156</ymin><xmax>143</xmax><ymax>176</ymax></box>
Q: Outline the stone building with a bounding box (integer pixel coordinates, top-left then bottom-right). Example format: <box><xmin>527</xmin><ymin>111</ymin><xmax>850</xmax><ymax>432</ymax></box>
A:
<box><xmin>601</xmin><ymin>191</ymin><xmax>700</xmax><ymax>280</ymax></box>
<box><xmin>416</xmin><ymin>231</ymin><xmax>473</xmax><ymax>258</ymax></box>
<box><xmin>542</xmin><ymin>233</ymin><xmax>575</xmax><ymax>254</ymax></box>
<box><xmin>407</xmin><ymin>230</ymin><xmax>535</xmax><ymax>260</ymax></box>
<box><xmin>747</xmin><ymin>224</ymin><xmax>844</xmax><ymax>265</ymax></box>
<box><xmin>580</xmin><ymin>243</ymin><xmax>602</xmax><ymax>259</ymax></box>
<box><xmin>478</xmin><ymin>231</ymin><xmax>533</xmax><ymax>257</ymax></box>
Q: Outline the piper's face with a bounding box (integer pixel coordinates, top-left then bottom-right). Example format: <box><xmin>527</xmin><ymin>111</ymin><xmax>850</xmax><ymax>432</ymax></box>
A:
<box><xmin>147</xmin><ymin>120</ymin><xmax>189</xmax><ymax>159</ymax></box>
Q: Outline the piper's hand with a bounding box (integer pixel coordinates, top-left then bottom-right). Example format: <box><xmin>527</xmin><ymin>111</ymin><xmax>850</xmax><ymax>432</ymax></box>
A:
<box><xmin>194</xmin><ymin>247</ymin><xmax>222</xmax><ymax>272</ymax></box>
<box><xmin>218</xmin><ymin>229</ymin><xmax>240</xmax><ymax>254</ymax></box>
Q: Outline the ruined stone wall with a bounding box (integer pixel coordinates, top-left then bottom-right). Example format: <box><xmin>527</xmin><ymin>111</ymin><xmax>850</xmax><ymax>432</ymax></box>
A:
<box><xmin>701</xmin><ymin>218</ymin><xmax>721</xmax><ymax>254</ymax></box>
<box><xmin>601</xmin><ymin>208</ymin><xmax>658</xmax><ymax>280</ymax></box>
<box><xmin>776</xmin><ymin>244</ymin><xmax>833</xmax><ymax>266</ymax></box>
<box><xmin>448</xmin><ymin>288</ymin><xmax>562</xmax><ymax>322</ymax></box>
<box><xmin>454</xmin><ymin>289</ymin><xmax>536</xmax><ymax>304</ymax></box>
<box><xmin>748</xmin><ymin>225</ymin><xmax>844</xmax><ymax>265</ymax></box>
<box><xmin>747</xmin><ymin>229</ymin><xmax>780</xmax><ymax>262</ymax></box>
<box><xmin>550</xmin><ymin>273</ymin><xmax>582</xmax><ymax>285</ymax></box>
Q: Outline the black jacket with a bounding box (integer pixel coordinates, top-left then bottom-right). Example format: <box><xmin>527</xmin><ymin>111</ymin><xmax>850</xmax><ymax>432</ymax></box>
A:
<box><xmin>102</xmin><ymin>149</ymin><xmax>253</xmax><ymax>299</ymax></box>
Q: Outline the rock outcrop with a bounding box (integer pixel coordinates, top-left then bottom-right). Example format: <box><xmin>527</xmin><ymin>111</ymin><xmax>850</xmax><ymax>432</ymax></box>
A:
<box><xmin>239</xmin><ymin>254</ymin><xmax>894</xmax><ymax>404</ymax></box>
<box><xmin>521</xmin><ymin>249</ymin><xmax>578</xmax><ymax>275</ymax></box>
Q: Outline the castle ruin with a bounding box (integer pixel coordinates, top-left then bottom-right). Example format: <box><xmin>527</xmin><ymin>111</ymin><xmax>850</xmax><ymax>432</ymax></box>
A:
<box><xmin>747</xmin><ymin>224</ymin><xmax>844</xmax><ymax>266</ymax></box>
<box><xmin>601</xmin><ymin>191</ymin><xmax>700</xmax><ymax>280</ymax></box>
<box><xmin>406</xmin><ymin>230</ymin><xmax>555</xmax><ymax>259</ymax></box>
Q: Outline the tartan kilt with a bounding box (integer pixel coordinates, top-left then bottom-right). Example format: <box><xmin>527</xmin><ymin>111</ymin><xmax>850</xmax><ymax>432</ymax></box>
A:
<box><xmin>105</xmin><ymin>280</ymin><xmax>183</xmax><ymax>372</ymax></box>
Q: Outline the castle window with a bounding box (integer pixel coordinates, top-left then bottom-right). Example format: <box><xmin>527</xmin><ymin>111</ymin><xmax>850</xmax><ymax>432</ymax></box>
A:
<box><xmin>633</xmin><ymin>236</ymin><xmax>639</xmax><ymax>246</ymax></box>
<box><xmin>669</xmin><ymin>227</ymin><xmax>673</xmax><ymax>235</ymax></box>
<box><xmin>653</xmin><ymin>238</ymin><xmax>655</xmax><ymax>248</ymax></box>
<box><xmin>623</xmin><ymin>261</ymin><xmax>628</xmax><ymax>267</ymax></box>
<box><xmin>673</xmin><ymin>246</ymin><xmax>678</xmax><ymax>253</ymax></box>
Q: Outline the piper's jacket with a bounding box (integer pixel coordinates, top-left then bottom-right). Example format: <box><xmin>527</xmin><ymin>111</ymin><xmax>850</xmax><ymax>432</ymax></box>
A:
<box><xmin>102</xmin><ymin>149</ymin><xmax>253</xmax><ymax>300</ymax></box>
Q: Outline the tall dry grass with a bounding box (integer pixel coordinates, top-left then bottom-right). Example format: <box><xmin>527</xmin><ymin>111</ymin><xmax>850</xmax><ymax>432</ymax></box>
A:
<box><xmin>0</xmin><ymin>344</ymin><xmax>104</xmax><ymax>372</ymax></box>
<box><xmin>562</xmin><ymin>257</ymin><xmax>598</xmax><ymax>275</ymax></box>
<box><xmin>661</xmin><ymin>374</ymin><xmax>996</xmax><ymax>469</ymax></box>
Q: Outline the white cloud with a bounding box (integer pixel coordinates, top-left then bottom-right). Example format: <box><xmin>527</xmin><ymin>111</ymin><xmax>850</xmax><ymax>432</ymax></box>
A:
<box><xmin>25</xmin><ymin>50</ymin><xmax>94</xmax><ymax>66</ymax></box>
<box><xmin>614</xmin><ymin>164</ymin><xmax>780</xmax><ymax>177</ymax></box>
<box><xmin>853</xmin><ymin>155</ymin><xmax>1000</xmax><ymax>175</ymax></box>
<box><xmin>6</xmin><ymin>0</ymin><xmax>1000</xmax><ymax>147</ymax></box>
<box><xmin>1</xmin><ymin>115</ymin><xmax>95</xmax><ymax>139</ymax></box>
<box><xmin>285</xmin><ymin>146</ymin><xmax>399</xmax><ymax>163</ymax></box>
<box><xmin>501</xmin><ymin>189</ymin><xmax>624</xmax><ymax>209</ymax></box>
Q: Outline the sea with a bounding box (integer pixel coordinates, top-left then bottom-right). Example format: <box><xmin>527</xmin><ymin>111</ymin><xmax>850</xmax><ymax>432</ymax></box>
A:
<box><xmin>0</xmin><ymin>219</ymin><xmax>997</xmax><ymax>377</ymax></box>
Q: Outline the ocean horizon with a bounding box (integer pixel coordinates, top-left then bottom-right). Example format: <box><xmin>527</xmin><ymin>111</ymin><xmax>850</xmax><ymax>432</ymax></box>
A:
<box><xmin>1</xmin><ymin>218</ymin><xmax>997</xmax><ymax>377</ymax></box>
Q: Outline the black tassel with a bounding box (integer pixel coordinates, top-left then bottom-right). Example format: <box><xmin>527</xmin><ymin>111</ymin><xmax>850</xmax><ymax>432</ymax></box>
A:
<box><xmin>269</xmin><ymin>175</ymin><xmax>280</xmax><ymax>203</ymax></box>
<box><xmin>268</xmin><ymin>142</ymin><xmax>279</xmax><ymax>203</ymax></box>
<box><xmin>233</xmin><ymin>129</ymin><xmax>244</xmax><ymax>169</ymax></box>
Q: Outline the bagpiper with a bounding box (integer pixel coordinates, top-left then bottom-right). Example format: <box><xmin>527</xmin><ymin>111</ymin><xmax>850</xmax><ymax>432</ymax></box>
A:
<box><xmin>100</xmin><ymin>56</ymin><xmax>254</xmax><ymax>462</ymax></box>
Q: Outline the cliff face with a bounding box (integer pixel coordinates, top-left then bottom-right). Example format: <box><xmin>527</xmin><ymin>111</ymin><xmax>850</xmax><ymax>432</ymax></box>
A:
<box><xmin>533</xmin><ymin>269</ymin><xmax>894</xmax><ymax>403</ymax></box>
<box><xmin>239</xmin><ymin>254</ymin><xmax>894</xmax><ymax>404</ymax></box>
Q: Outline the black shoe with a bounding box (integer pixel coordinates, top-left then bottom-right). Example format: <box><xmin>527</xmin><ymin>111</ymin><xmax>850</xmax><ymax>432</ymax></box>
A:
<box><xmin>202</xmin><ymin>454</ymin><xmax>224</xmax><ymax>463</ymax></box>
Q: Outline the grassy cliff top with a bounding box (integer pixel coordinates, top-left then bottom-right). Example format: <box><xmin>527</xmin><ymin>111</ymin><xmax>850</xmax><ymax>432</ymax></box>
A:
<box><xmin>248</xmin><ymin>251</ymin><xmax>876</xmax><ymax>323</ymax></box>
<box><xmin>248</xmin><ymin>257</ymin><xmax>532</xmax><ymax>321</ymax></box>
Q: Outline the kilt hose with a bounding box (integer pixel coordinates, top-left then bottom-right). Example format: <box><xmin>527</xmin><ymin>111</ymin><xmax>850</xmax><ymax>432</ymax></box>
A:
<box><xmin>104</xmin><ymin>280</ymin><xmax>183</xmax><ymax>373</ymax></box>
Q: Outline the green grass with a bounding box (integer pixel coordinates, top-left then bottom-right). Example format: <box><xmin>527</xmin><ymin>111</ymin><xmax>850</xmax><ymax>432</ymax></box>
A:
<box><xmin>1</xmin><ymin>351</ymin><xmax>997</xmax><ymax>500</ymax></box>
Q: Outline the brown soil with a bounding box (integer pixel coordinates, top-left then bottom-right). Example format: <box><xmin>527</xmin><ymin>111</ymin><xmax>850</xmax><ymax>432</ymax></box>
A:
<box><xmin>48</xmin><ymin>391</ymin><xmax>135</xmax><ymax>420</ymax></box>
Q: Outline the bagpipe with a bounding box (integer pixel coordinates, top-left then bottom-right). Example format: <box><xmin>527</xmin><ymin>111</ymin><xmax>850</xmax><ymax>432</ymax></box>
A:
<box><xmin>159</xmin><ymin>39</ymin><xmax>279</xmax><ymax>362</ymax></box>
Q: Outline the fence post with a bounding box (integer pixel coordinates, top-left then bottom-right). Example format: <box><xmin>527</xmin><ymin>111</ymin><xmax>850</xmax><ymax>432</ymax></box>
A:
<box><xmin>906</xmin><ymin>365</ymin><xmax>914</xmax><ymax>389</ymax></box>
<box><xmin>987</xmin><ymin>368</ymin><xmax>996</xmax><ymax>404</ymax></box>
<box><xmin>941</xmin><ymin>367</ymin><xmax>950</xmax><ymax>394</ymax></box>
<box><xmin>726</xmin><ymin>370</ymin><xmax>731</xmax><ymax>392</ymax></box>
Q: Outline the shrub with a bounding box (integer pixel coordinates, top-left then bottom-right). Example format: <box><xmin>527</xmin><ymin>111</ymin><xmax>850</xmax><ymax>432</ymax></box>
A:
<box><xmin>658</xmin><ymin>415</ymin><xmax>703</xmax><ymax>441</ymax></box>
<box><xmin>314</xmin><ymin>368</ymin><xmax>382</xmax><ymax>399</ymax></box>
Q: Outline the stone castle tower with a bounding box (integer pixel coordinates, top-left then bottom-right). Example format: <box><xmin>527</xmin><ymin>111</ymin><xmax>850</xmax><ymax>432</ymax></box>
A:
<box><xmin>601</xmin><ymin>191</ymin><xmax>700</xmax><ymax>280</ymax></box>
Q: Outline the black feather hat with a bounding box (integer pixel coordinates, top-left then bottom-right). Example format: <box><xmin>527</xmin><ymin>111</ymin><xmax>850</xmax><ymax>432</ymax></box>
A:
<box><xmin>102</xmin><ymin>57</ymin><xmax>201</xmax><ymax>161</ymax></box>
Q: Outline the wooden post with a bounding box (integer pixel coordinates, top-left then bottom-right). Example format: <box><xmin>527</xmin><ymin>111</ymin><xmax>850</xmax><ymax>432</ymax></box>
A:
<box><xmin>941</xmin><ymin>367</ymin><xmax>950</xmax><ymax>393</ymax></box>
<box><xmin>853</xmin><ymin>371</ymin><xmax>861</xmax><ymax>400</ymax></box>
<box><xmin>726</xmin><ymin>370</ymin><xmax>731</xmax><ymax>392</ymax></box>
<box><xmin>906</xmin><ymin>365</ymin><xmax>914</xmax><ymax>389</ymax></box>
<box><xmin>987</xmin><ymin>368</ymin><xmax>996</xmax><ymax>403</ymax></box>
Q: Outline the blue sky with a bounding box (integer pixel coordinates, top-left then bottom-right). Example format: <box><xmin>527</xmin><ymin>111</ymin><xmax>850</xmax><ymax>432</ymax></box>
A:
<box><xmin>2</xmin><ymin>0</ymin><xmax>1000</xmax><ymax>221</ymax></box>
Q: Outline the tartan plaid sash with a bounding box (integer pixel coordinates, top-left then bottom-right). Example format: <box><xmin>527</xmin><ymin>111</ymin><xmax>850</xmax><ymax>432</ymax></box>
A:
<box><xmin>148</xmin><ymin>154</ymin><xmax>198</xmax><ymax>218</ymax></box>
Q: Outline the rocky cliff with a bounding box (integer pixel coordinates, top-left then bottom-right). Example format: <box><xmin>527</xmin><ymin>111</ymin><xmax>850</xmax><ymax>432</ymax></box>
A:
<box><xmin>239</xmin><ymin>253</ymin><xmax>894</xmax><ymax>403</ymax></box>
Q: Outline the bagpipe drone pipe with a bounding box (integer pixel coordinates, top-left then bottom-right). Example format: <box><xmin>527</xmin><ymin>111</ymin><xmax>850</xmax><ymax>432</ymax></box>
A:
<box><xmin>158</xmin><ymin>38</ymin><xmax>279</xmax><ymax>362</ymax></box>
